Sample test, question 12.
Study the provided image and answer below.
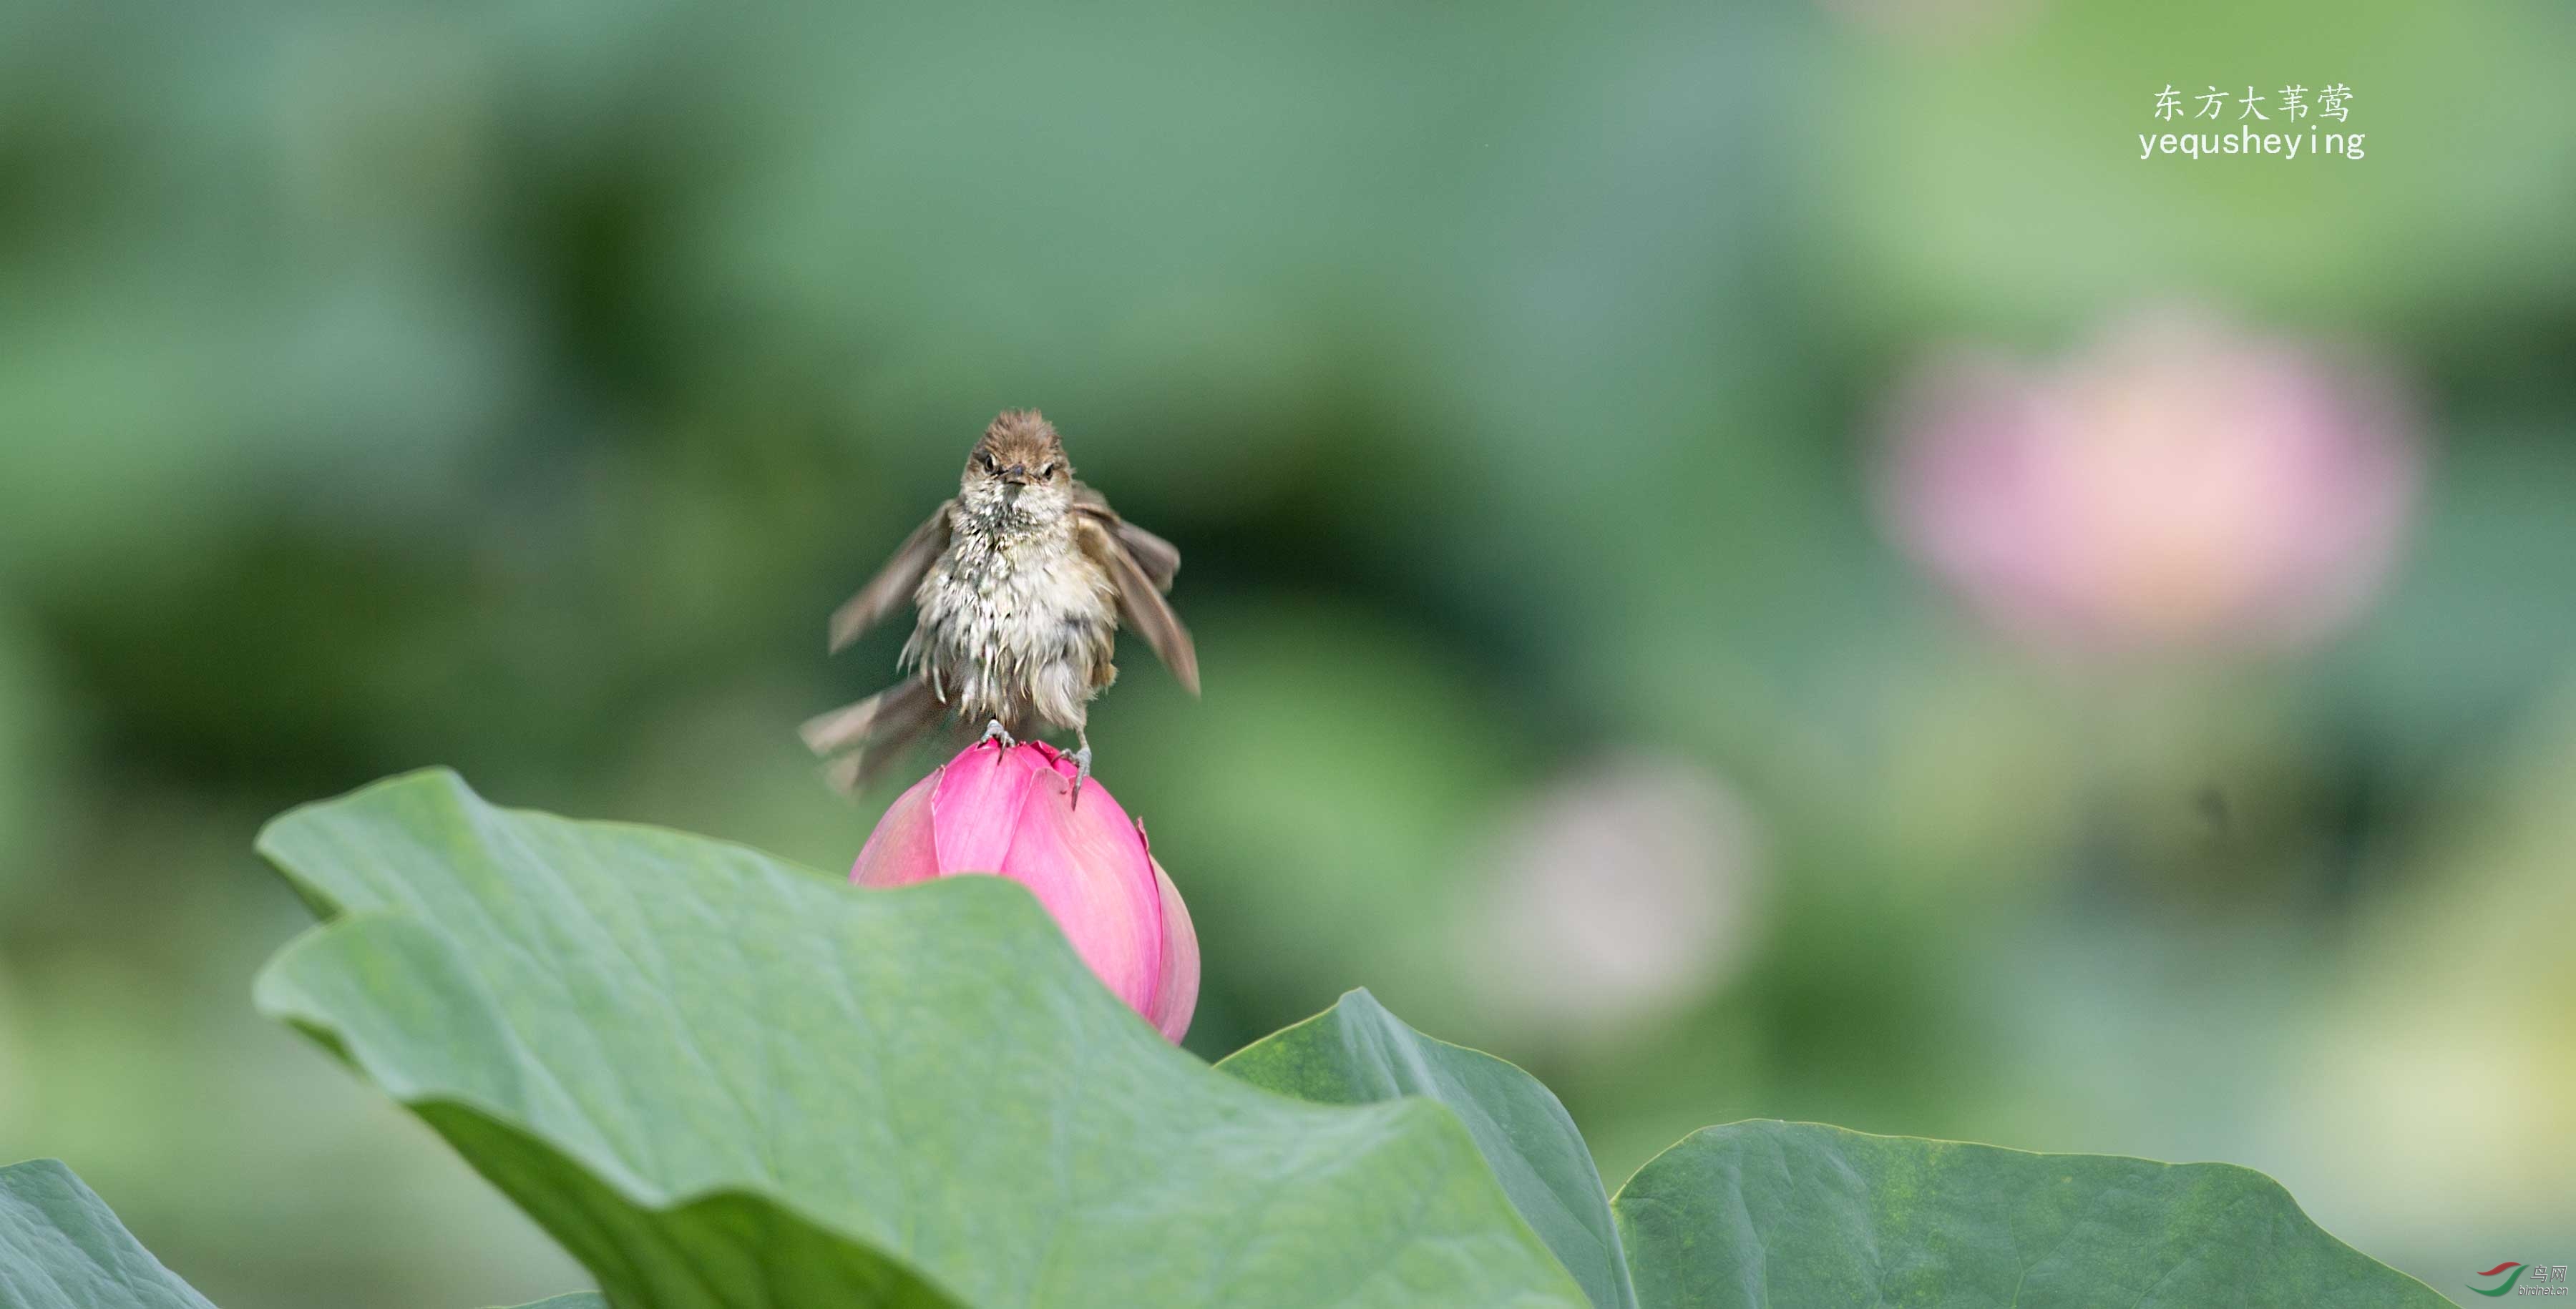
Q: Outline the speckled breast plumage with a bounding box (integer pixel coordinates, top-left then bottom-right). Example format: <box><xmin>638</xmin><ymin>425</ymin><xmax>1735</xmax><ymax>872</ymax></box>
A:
<box><xmin>903</xmin><ymin>508</ymin><xmax>1118</xmax><ymax>733</ymax></box>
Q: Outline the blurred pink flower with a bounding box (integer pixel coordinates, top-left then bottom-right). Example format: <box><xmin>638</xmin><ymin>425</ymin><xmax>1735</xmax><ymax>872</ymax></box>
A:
<box><xmin>854</xmin><ymin>741</ymin><xmax>1197</xmax><ymax>1042</ymax></box>
<box><xmin>1465</xmin><ymin>754</ymin><xmax>1765</xmax><ymax>1041</ymax></box>
<box><xmin>1878</xmin><ymin>311</ymin><xmax>2423</xmax><ymax>657</ymax></box>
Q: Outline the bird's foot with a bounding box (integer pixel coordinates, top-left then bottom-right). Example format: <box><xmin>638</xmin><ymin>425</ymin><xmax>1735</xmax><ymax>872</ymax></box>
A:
<box><xmin>1068</xmin><ymin>745</ymin><xmax>1093</xmax><ymax>808</ymax></box>
<box><xmin>978</xmin><ymin>719</ymin><xmax>1017</xmax><ymax>759</ymax></box>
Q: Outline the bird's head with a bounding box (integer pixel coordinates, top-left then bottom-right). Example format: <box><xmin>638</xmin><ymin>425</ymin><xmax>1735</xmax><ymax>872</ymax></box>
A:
<box><xmin>960</xmin><ymin>409</ymin><xmax>1073</xmax><ymax>525</ymax></box>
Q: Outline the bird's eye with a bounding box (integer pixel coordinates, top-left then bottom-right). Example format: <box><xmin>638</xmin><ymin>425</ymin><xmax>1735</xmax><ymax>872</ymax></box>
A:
<box><xmin>1038</xmin><ymin>463</ymin><xmax>1058</xmax><ymax>479</ymax></box>
<box><xmin>978</xmin><ymin>452</ymin><xmax>997</xmax><ymax>471</ymax></box>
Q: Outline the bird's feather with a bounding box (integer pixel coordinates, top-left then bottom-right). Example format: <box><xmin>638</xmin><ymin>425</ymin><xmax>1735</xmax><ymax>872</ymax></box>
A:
<box><xmin>800</xmin><ymin>677</ymin><xmax>948</xmax><ymax>794</ymax></box>
<box><xmin>1072</xmin><ymin>483</ymin><xmax>1180</xmax><ymax>592</ymax></box>
<box><xmin>1078</xmin><ymin>514</ymin><xmax>1199</xmax><ymax>696</ymax></box>
<box><xmin>828</xmin><ymin>501</ymin><xmax>955</xmax><ymax>653</ymax></box>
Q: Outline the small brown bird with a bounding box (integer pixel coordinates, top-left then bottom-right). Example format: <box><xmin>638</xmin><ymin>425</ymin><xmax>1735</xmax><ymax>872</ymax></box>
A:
<box><xmin>801</xmin><ymin>409</ymin><xmax>1198</xmax><ymax>793</ymax></box>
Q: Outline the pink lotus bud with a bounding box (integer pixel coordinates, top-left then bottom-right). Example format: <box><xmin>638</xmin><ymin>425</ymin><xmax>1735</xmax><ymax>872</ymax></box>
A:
<box><xmin>1877</xmin><ymin>310</ymin><xmax>2422</xmax><ymax>657</ymax></box>
<box><xmin>852</xmin><ymin>742</ymin><xmax>1197</xmax><ymax>1042</ymax></box>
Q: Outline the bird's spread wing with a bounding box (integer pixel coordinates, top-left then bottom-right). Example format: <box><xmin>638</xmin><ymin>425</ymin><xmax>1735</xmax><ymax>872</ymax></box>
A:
<box><xmin>800</xmin><ymin>677</ymin><xmax>949</xmax><ymax>794</ymax></box>
<box><xmin>1073</xmin><ymin>483</ymin><xmax>1180</xmax><ymax>592</ymax></box>
<box><xmin>1073</xmin><ymin>489</ymin><xmax>1198</xmax><ymax>696</ymax></box>
<box><xmin>828</xmin><ymin>501</ymin><xmax>954</xmax><ymax>653</ymax></box>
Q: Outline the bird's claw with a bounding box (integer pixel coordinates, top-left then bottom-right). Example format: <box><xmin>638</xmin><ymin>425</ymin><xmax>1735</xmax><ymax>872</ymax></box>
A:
<box><xmin>979</xmin><ymin>719</ymin><xmax>1017</xmax><ymax>760</ymax></box>
<box><xmin>1069</xmin><ymin>746</ymin><xmax>1093</xmax><ymax>808</ymax></box>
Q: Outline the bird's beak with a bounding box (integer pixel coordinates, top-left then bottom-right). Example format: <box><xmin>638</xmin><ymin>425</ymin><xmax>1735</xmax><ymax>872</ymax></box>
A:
<box><xmin>1001</xmin><ymin>466</ymin><xmax>1030</xmax><ymax>487</ymax></box>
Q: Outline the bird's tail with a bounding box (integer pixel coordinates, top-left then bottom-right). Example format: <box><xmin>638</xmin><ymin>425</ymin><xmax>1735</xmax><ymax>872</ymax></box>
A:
<box><xmin>799</xmin><ymin>678</ymin><xmax>948</xmax><ymax>795</ymax></box>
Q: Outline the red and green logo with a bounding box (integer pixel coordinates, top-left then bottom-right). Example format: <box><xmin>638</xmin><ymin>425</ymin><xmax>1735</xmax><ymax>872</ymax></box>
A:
<box><xmin>2472</xmin><ymin>1263</ymin><xmax>2530</xmax><ymax>1296</ymax></box>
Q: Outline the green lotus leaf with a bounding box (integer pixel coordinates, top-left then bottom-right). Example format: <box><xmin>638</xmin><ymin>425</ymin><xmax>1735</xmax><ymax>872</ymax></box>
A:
<box><xmin>254</xmin><ymin>769</ymin><xmax>1585</xmax><ymax>1309</ymax></box>
<box><xmin>0</xmin><ymin>1157</ymin><xmax>217</xmax><ymax>1309</ymax></box>
<box><xmin>1219</xmin><ymin>989</ymin><xmax>1636</xmax><ymax>1309</ymax></box>
<box><xmin>1611</xmin><ymin>1121</ymin><xmax>2444</xmax><ymax>1308</ymax></box>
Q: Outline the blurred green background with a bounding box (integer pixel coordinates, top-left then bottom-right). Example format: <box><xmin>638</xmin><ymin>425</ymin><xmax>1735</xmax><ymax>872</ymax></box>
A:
<box><xmin>3</xmin><ymin>0</ymin><xmax>2571</xmax><ymax>1303</ymax></box>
